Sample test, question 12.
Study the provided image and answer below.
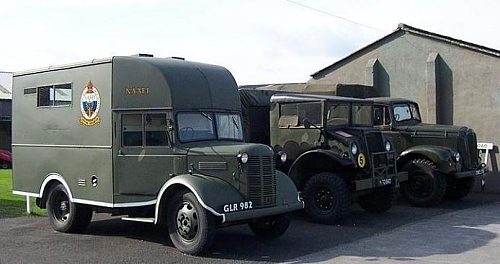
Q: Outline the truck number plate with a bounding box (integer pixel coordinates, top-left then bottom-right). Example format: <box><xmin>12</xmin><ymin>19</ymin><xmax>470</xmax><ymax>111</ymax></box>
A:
<box><xmin>379</xmin><ymin>178</ymin><xmax>392</xmax><ymax>186</ymax></box>
<box><xmin>223</xmin><ymin>201</ymin><xmax>253</xmax><ymax>213</ymax></box>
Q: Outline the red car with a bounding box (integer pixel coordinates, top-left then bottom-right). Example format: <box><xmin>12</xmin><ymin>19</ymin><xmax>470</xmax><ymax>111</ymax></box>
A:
<box><xmin>0</xmin><ymin>149</ymin><xmax>12</xmax><ymax>169</ymax></box>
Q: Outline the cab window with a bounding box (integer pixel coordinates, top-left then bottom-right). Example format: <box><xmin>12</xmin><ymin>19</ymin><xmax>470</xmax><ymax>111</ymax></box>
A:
<box><xmin>279</xmin><ymin>102</ymin><xmax>322</xmax><ymax>128</ymax></box>
<box><xmin>122</xmin><ymin>113</ymin><xmax>171</xmax><ymax>147</ymax></box>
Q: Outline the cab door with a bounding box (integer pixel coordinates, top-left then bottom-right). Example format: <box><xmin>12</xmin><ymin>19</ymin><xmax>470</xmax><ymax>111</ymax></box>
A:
<box><xmin>113</xmin><ymin>111</ymin><xmax>180</xmax><ymax>201</ymax></box>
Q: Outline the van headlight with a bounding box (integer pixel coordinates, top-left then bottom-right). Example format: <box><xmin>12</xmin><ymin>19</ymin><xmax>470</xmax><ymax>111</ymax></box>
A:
<box><xmin>385</xmin><ymin>140</ymin><xmax>392</xmax><ymax>151</ymax></box>
<box><xmin>237</xmin><ymin>152</ymin><xmax>249</xmax><ymax>164</ymax></box>
<box><xmin>350</xmin><ymin>143</ymin><xmax>358</xmax><ymax>155</ymax></box>
<box><xmin>454</xmin><ymin>152</ymin><xmax>461</xmax><ymax>162</ymax></box>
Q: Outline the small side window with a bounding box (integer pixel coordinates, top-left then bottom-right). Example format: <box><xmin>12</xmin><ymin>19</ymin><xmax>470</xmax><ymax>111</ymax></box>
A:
<box><xmin>37</xmin><ymin>83</ymin><xmax>72</xmax><ymax>107</ymax></box>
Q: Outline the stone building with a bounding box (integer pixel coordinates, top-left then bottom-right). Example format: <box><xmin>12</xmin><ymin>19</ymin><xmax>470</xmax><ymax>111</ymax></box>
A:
<box><xmin>306</xmin><ymin>23</ymin><xmax>500</xmax><ymax>192</ymax></box>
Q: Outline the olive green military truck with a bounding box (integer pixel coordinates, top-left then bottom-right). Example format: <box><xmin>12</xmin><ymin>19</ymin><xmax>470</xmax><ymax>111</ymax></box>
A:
<box><xmin>240</xmin><ymin>90</ymin><xmax>407</xmax><ymax>224</ymax></box>
<box><xmin>371</xmin><ymin>97</ymin><xmax>484</xmax><ymax>206</ymax></box>
<box><xmin>11</xmin><ymin>55</ymin><xmax>303</xmax><ymax>255</ymax></box>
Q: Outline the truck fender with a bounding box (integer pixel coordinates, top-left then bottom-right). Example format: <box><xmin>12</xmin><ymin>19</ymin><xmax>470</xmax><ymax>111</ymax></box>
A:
<box><xmin>288</xmin><ymin>149</ymin><xmax>353</xmax><ymax>190</ymax></box>
<box><xmin>397</xmin><ymin>145</ymin><xmax>457</xmax><ymax>174</ymax></box>
<box><xmin>155</xmin><ymin>173</ymin><xmax>244</xmax><ymax>224</ymax></box>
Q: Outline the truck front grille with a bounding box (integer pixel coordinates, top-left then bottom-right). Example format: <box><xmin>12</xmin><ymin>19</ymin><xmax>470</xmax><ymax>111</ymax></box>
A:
<box><xmin>463</xmin><ymin>129</ymin><xmax>479</xmax><ymax>168</ymax></box>
<box><xmin>247</xmin><ymin>156</ymin><xmax>277</xmax><ymax>208</ymax></box>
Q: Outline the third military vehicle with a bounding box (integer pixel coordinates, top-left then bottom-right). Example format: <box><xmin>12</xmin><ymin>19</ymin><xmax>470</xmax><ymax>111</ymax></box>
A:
<box><xmin>371</xmin><ymin>97</ymin><xmax>484</xmax><ymax>206</ymax></box>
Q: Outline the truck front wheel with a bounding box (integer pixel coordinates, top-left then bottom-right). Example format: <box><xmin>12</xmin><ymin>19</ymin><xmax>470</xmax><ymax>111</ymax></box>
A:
<box><xmin>401</xmin><ymin>159</ymin><xmax>446</xmax><ymax>207</ymax></box>
<box><xmin>303</xmin><ymin>172</ymin><xmax>350</xmax><ymax>225</ymax></box>
<box><xmin>248</xmin><ymin>213</ymin><xmax>290</xmax><ymax>239</ymax></box>
<box><xmin>46</xmin><ymin>183</ymin><xmax>93</xmax><ymax>233</ymax></box>
<box><xmin>166</xmin><ymin>190</ymin><xmax>215</xmax><ymax>255</ymax></box>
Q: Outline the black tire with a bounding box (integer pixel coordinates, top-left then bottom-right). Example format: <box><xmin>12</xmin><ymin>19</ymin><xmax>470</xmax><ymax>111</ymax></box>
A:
<box><xmin>303</xmin><ymin>172</ymin><xmax>350</xmax><ymax>225</ymax></box>
<box><xmin>46</xmin><ymin>184</ymin><xmax>93</xmax><ymax>233</ymax></box>
<box><xmin>166</xmin><ymin>190</ymin><xmax>215</xmax><ymax>255</ymax></box>
<box><xmin>444</xmin><ymin>177</ymin><xmax>475</xmax><ymax>200</ymax></box>
<box><xmin>358</xmin><ymin>186</ymin><xmax>397</xmax><ymax>213</ymax></box>
<box><xmin>401</xmin><ymin>159</ymin><xmax>446</xmax><ymax>207</ymax></box>
<box><xmin>248</xmin><ymin>213</ymin><xmax>290</xmax><ymax>239</ymax></box>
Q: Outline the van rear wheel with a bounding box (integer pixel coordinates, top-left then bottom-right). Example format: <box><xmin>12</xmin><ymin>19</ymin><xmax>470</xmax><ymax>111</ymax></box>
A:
<box><xmin>46</xmin><ymin>183</ymin><xmax>93</xmax><ymax>233</ymax></box>
<box><xmin>167</xmin><ymin>190</ymin><xmax>215</xmax><ymax>255</ymax></box>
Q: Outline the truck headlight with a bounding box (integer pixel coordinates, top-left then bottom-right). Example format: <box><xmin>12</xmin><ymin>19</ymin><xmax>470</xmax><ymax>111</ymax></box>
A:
<box><xmin>237</xmin><ymin>152</ymin><xmax>249</xmax><ymax>164</ymax></box>
<box><xmin>278</xmin><ymin>151</ymin><xmax>287</xmax><ymax>163</ymax></box>
<box><xmin>350</xmin><ymin>143</ymin><xmax>358</xmax><ymax>155</ymax></box>
<box><xmin>385</xmin><ymin>140</ymin><xmax>392</xmax><ymax>151</ymax></box>
<box><xmin>454</xmin><ymin>152</ymin><xmax>461</xmax><ymax>162</ymax></box>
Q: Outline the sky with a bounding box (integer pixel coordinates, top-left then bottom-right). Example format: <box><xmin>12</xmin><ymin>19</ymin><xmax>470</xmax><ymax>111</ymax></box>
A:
<box><xmin>2</xmin><ymin>0</ymin><xmax>500</xmax><ymax>86</ymax></box>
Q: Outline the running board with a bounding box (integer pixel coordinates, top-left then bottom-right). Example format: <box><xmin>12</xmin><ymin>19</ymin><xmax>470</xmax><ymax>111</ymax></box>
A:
<box><xmin>121</xmin><ymin>217</ymin><xmax>155</xmax><ymax>223</ymax></box>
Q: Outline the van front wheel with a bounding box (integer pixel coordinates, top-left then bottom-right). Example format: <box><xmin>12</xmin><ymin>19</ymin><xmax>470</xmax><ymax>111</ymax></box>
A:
<box><xmin>167</xmin><ymin>190</ymin><xmax>215</xmax><ymax>255</ymax></box>
<box><xmin>46</xmin><ymin>183</ymin><xmax>93</xmax><ymax>233</ymax></box>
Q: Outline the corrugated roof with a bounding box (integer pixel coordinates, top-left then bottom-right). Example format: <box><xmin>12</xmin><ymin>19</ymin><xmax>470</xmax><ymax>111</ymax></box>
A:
<box><xmin>311</xmin><ymin>23</ymin><xmax>500</xmax><ymax>77</ymax></box>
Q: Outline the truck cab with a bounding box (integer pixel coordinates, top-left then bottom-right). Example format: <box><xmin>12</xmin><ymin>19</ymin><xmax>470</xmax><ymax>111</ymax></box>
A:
<box><xmin>12</xmin><ymin>55</ymin><xmax>303</xmax><ymax>255</ymax></box>
<box><xmin>372</xmin><ymin>97</ymin><xmax>484</xmax><ymax>206</ymax></box>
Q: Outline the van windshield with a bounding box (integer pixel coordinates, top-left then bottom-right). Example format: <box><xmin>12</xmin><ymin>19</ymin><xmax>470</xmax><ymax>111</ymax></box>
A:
<box><xmin>177</xmin><ymin>111</ymin><xmax>243</xmax><ymax>142</ymax></box>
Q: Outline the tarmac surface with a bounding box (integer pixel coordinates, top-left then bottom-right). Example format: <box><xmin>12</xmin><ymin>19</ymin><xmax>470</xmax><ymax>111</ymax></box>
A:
<box><xmin>1</xmin><ymin>193</ymin><xmax>499</xmax><ymax>263</ymax></box>
<box><xmin>289</xmin><ymin>199</ymin><xmax>500</xmax><ymax>263</ymax></box>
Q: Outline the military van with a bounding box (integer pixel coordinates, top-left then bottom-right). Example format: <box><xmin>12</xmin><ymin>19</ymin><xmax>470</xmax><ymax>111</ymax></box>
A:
<box><xmin>11</xmin><ymin>55</ymin><xmax>303</xmax><ymax>255</ymax></box>
<box><xmin>240</xmin><ymin>90</ymin><xmax>407</xmax><ymax>224</ymax></box>
<box><xmin>370</xmin><ymin>97</ymin><xmax>484</xmax><ymax>206</ymax></box>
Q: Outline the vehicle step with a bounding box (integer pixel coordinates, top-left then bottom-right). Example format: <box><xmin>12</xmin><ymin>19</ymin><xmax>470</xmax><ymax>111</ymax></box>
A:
<box><xmin>121</xmin><ymin>217</ymin><xmax>155</xmax><ymax>223</ymax></box>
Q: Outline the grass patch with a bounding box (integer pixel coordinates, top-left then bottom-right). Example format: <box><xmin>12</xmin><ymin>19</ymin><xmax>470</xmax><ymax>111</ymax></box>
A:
<box><xmin>0</xmin><ymin>170</ymin><xmax>46</xmax><ymax>217</ymax></box>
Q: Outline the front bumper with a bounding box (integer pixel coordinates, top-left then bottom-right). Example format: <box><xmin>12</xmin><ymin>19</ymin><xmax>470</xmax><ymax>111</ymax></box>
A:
<box><xmin>455</xmin><ymin>168</ymin><xmax>485</xmax><ymax>179</ymax></box>
<box><xmin>355</xmin><ymin>171</ymin><xmax>408</xmax><ymax>191</ymax></box>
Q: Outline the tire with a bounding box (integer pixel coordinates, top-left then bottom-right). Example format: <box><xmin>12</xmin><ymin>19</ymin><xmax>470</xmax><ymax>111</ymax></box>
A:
<box><xmin>46</xmin><ymin>184</ymin><xmax>93</xmax><ymax>233</ymax></box>
<box><xmin>166</xmin><ymin>190</ymin><xmax>215</xmax><ymax>255</ymax></box>
<box><xmin>248</xmin><ymin>213</ymin><xmax>290</xmax><ymax>239</ymax></box>
<box><xmin>303</xmin><ymin>172</ymin><xmax>350</xmax><ymax>225</ymax></box>
<box><xmin>444</xmin><ymin>177</ymin><xmax>475</xmax><ymax>200</ymax></box>
<box><xmin>358</xmin><ymin>186</ymin><xmax>397</xmax><ymax>213</ymax></box>
<box><xmin>400</xmin><ymin>159</ymin><xmax>446</xmax><ymax>207</ymax></box>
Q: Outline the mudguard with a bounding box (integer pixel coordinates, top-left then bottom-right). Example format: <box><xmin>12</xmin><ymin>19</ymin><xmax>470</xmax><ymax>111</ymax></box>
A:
<box><xmin>398</xmin><ymin>145</ymin><xmax>458</xmax><ymax>174</ymax></box>
<box><xmin>288</xmin><ymin>149</ymin><xmax>354</xmax><ymax>189</ymax></box>
<box><xmin>155</xmin><ymin>172</ymin><xmax>302</xmax><ymax>224</ymax></box>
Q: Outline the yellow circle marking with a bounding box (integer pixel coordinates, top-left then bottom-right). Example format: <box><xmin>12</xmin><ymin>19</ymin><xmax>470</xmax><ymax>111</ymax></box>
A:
<box><xmin>357</xmin><ymin>153</ymin><xmax>366</xmax><ymax>168</ymax></box>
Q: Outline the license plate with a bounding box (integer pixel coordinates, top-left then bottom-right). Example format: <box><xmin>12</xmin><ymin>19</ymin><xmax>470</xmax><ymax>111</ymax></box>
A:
<box><xmin>379</xmin><ymin>178</ymin><xmax>392</xmax><ymax>186</ymax></box>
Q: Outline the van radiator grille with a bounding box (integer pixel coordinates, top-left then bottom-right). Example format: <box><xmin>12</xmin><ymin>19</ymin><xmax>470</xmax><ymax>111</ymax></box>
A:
<box><xmin>247</xmin><ymin>156</ymin><xmax>276</xmax><ymax>207</ymax></box>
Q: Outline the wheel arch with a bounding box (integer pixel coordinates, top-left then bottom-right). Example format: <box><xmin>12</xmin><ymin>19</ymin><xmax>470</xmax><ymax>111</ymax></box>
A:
<box><xmin>397</xmin><ymin>145</ymin><xmax>457</xmax><ymax>174</ymax></box>
<box><xmin>36</xmin><ymin>173</ymin><xmax>73</xmax><ymax>209</ymax></box>
<box><xmin>288</xmin><ymin>150</ymin><xmax>353</xmax><ymax>191</ymax></box>
<box><xmin>154</xmin><ymin>174</ymin><xmax>243</xmax><ymax>224</ymax></box>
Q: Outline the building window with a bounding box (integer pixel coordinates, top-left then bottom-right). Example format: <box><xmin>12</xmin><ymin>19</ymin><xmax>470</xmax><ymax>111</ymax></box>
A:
<box><xmin>37</xmin><ymin>83</ymin><xmax>72</xmax><ymax>107</ymax></box>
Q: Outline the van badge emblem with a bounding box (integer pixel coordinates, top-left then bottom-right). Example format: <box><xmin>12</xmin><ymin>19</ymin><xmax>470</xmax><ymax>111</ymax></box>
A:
<box><xmin>79</xmin><ymin>81</ymin><xmax>101</xmax><ymax>126</ymax></box>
